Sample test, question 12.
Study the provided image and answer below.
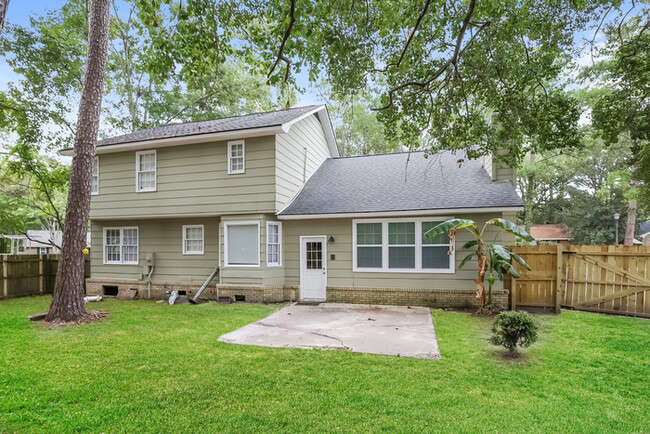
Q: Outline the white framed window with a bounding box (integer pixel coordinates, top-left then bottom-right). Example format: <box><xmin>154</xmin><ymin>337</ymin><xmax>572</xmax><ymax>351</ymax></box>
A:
<box><xmin>103</xmin><ymin>227</ymin><xmax>139</xmax><ymax>265</ymax></box>
<box><xmin>136</xmin><ymin>150</ymin><xmax>156</xmax><ymax>192</ymax></box>
<box><xmin>224</xmin><ymin>221</ymin><xmax>259</xmax><ymax>267</ymax></box>
<box><xmin>38</xmin><ymin>247</ymin><xmax>48</xmax><ymax>255</ymax></box>
<box><xmin>266</xmin><ymin>222</ymin><xmax>282</xmax><ymax>266</ymax></box>
<box><xmin>352</xmin><ymin>218</ymin><xmax>454</xmax><ymax>273</ymax></box>
<box><xmin>228</xmin><ymin>140</ymin><xmax>245</xmax><ymax>174</ymax></box>
<box><xmin>91</xmin><ymin>156</ymin><xmax>99</xmax><ymax>195</ymax></box>
<box><xmin>183</xmin><ymin>225</ymin><xmax>204</xmax><ymax>255</ymax></box>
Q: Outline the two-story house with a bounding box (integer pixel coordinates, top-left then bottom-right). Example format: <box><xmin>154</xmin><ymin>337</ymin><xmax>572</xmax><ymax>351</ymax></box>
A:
<box><xmin>62</xmin><ymin>105</ymin><xmax>523</xmax><ymax>309</ymax></box>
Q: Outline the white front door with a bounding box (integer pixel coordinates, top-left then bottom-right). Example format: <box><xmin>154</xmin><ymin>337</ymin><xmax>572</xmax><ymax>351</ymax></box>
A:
<box><xmin>300</xmin><ymin>236</ymin><xmax>327</xmax><ymax>301</ymax></box>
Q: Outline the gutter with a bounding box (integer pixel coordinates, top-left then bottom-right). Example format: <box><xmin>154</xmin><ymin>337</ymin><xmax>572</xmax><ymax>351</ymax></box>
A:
<box><xmin>277</xmin><ymin>207</ymin><xmax>524</xmax><ymax>220</ymax></box>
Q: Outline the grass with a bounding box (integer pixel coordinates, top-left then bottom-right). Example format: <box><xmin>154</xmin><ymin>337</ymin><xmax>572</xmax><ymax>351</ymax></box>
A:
<box><xmin>1</xmin><ymin>297</ymin><xmax>649</xmax><ymax>433</ymax></box>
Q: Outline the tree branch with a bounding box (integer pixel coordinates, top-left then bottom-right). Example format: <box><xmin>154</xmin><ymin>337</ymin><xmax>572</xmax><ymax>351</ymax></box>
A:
<box><xmin>396</xmin><ymin>0</ymin><xmax>433</xmax><ymax>67</ymax></box>
<box><xmin>267</xmin><ymin>0</ymin><xmax>296</xmax><ymax>83</ymax></box>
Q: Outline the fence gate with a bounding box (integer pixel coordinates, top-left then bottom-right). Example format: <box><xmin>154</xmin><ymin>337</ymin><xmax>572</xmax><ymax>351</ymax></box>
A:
<box><xmin>508</xmin><ymin>245</ymin><xmax>650</xmax><ymax>318</ymax></box>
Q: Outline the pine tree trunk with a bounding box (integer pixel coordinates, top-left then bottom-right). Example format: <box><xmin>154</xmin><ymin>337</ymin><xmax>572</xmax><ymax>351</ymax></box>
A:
<box><xmin>0</xmin><ymin>0</ymin><xmax>10</xmax><ymax>34</ymax></box>
<box><xmin>46</xmin><ymin>0</ymin><xmax>111</xmax><ymax>323</ymax></box>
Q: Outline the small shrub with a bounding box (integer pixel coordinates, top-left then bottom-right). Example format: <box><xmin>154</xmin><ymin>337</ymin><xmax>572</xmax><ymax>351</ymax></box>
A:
<box><xmin>489</xmin><ymin>310</ymin><xmax>539</xmax><ymax>353</ymax></box>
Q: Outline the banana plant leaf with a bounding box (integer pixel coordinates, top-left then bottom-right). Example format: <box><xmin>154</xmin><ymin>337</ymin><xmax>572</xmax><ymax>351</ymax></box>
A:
<box><xmin>491</xmin><ymin>244</ymin><xmax>511</xmax><ymax>260</ymax></box>
<box><xmin>463</xmin><ymin>239</ymin><xmax>478</xmax><ymax>249</ymax></box>
<box><xmin>488</xmin><ymin>218</ymin><xmax>535</xmax><ymax>242</ymax></box>
<box><xmin>458</xmin><ymin>253</ymin><xmax>475</xmax><ymax>269</ymax></box>
<box><xmin>424</xmin><ymin>219</ymin><xmax>477</xmax><ymax>239</ymax></box>
<box><xmin>510</xmin><ymin>251</ymin><xmax>532</xmax><ymax>270</ymax></box>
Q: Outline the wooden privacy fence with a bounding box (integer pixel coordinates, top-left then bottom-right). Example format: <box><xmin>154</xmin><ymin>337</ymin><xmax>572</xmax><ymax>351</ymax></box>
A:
<box><xmin>0</xmin><ymin>255</ymin><xmax>90</xmax><ymax>299</ymax></box>
<box><xmin>506</xmin><ymin>245</ymin><xmax>650</xmax><ymax>318</ymax></box>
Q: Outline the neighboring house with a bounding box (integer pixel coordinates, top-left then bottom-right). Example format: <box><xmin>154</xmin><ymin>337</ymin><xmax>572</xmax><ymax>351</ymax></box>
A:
<box><xmin>62</xmin><ymin>105</ymin><xmax>523</xmax><ymax>309</ymax></box>
<box><xmin>640</xmin><ymin>221</ymin><xmax>650</xmax><ymax>246</ymax></box>
<box><xmin>529</xmin><ymin>224</ymin><xmax>572</xmax><ymax>246</ymax></box>
<box><xmin>1</xmin><ymin>230</ymin><xmax>63</xmax><ymax>255</ymax></box>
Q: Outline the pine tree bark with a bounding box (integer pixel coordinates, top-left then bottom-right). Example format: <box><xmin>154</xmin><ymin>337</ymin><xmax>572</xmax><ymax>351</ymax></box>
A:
<box><xmin>46</xmin><ymin>0</ymin><xmax>111</xmax><ymax>322</ymax></box>
<box><xmin>0</xmin><ymin>0</ymin><xmax>10</xmax><ymax>34</ymax></box>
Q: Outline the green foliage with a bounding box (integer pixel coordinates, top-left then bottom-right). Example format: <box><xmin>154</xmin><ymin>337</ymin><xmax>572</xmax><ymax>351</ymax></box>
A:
<box><xmin>489</xmin><ymin>310</ymin><xmax>539</xmax><ymax>353</ymax></box>
<box><xmin>489</xmin><ymin>218</ymin><xmax>535</xmax><ymax>242</ymax></box>
<box><xmin>516</xmin><ymin>136</ymin><xmax>646</xmax><ymax>244</ymax></box>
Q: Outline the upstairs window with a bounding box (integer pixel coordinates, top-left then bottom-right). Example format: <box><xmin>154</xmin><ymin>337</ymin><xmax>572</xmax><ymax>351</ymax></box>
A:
<box><xmin>228</xmin><ymin>140</ymin><xmax>245</xmax><ymax>174</ymax></box>
<box><xmin>267</xmin><ymin>222</ymin><xmax>282</xmax><ymax>266</ymax></box>
<box><xmin>136</xmin><ymin>150</ymin><xmax>156</xmax><ymax>192</ymax></box>
<box><xmin>104</xmin><ymin>227</ymin><xmax>139</xmax><ymax>265</ymax></box>
<box><xmin>91</xmin><ymin>156</ymin><xmax>99</xmax><ymax>195</ymax></box>
<box><xmin>183</xmin><ymin>225</ymin><xmax>204</xmax><ymax>255</ymax></box>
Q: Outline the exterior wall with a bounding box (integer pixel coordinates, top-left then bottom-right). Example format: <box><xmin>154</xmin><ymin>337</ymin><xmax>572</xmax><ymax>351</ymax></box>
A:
<box><xmin>275</xmin><ymin>115</ymin><xmax>332</xmax><ymax>211</ymax></box>
<box><xmin>90</xmin><ymin>218</ymin><xmax>220</xmax><ymax>284</ymax></box>
<box><xmin>90</xmin><ymin>135</ymin><xmax>277</xmax><ymax>219</ymax></box>
<box><xmin>88</xmin><ymin>212</ymin><xmax>511</xmax><ymax>309</ymax></box>
<box><xmin>281</xmin><ymin>213</ymin><xmax>510</xmax><ymax>308</ymax></box>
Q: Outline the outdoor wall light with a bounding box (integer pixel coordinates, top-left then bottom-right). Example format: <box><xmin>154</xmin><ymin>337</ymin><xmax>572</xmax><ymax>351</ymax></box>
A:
<box><xmin>328</xmin><ymin>236</ymin><xmax>335</xmax><ymax>243</ymax></box>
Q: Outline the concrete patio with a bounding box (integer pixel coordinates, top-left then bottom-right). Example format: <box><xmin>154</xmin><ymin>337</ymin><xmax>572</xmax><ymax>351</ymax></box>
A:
<box><xmin>218</xmin><ymin>303</ymin><xmax>441</xmax><ymax>359</ymax></box>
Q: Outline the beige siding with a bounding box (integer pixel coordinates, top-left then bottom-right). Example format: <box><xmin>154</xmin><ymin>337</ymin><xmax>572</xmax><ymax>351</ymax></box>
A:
<box><xmin>90</xmin><ymin>136</ymin><xmax>276</xmax><ymax>219</ymax></box>
<box><xmin>90</xmin><ymin>218</ymin><xmax>219</xmax><ymax>284</ymax></box>
<box><xmin>275</xmin><ymin>115</ymin><xmax>332</xmax><ymax>211</ymax></box>
<box><xmin>282</xmin><ymin>213</ymin><xmax>508</xmax><ymax>291</ymax></box>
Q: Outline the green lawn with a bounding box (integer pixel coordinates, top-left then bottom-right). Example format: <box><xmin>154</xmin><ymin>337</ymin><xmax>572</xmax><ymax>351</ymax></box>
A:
<box><xmin>1</xmin><ymin>297</ymin><xmax>648</xmax><ymax>433</ymax></box>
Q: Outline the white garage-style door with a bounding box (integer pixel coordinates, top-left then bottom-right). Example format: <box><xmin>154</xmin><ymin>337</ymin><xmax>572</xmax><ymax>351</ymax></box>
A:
<box><xmin>299</xmin><ymin>236</ymin><xmax>327</xmax><ymax>301</ymax></box>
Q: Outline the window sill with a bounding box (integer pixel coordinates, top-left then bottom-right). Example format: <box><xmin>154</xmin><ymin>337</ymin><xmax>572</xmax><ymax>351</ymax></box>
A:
<box><xmin>182</xmin><ymin>252</ymin><xmax>204</xmax><ymax>256</ymax></box>
<box><xmin>353</xmin><ymin>268</ymin><xmax>455</xmax><ymax>274</ymax></box>
<box><xmin>224</xmin><ymin>264</ymin><xmax>260</xmax><ymax>268</ymax></box>
<box><xmin>136</xmin><ymin>188</ymin><xmax>157</xmax><ymax>193</ymax></box>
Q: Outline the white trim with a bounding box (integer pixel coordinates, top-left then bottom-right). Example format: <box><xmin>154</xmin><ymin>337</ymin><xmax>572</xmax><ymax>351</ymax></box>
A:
<box><xmin>91</xmin><ymin>156</ymin><xmax>99</xmax><ymax>195</ymax></box>
<box><xmin>352</xmin><ymin>218</ymin><xmax>455</xmax><ymax>274</ymax></box>
<box><xmin>299</xmin><ymin>235</ymin><xmax>327</xmax><ymax>301</ymax></box>
<box><xmin>223</xmin><ymin>221</ymin><xmax>260</xmax><ymax>267</ymax></box>
<box><xmin>59</xmin><ymin>126</ymin><xmax>285</xmax><ymax>156</ymax></box>
<box><xmin>135</xmin><ymin>150</ymin><xmax>157</xmax><ymax>192</ymax></box>
<box><xmin>227</xmin><ymin>140</ymin><xmax>245</xmax><ymax>174</ymax></box>
<box><xmin>182</xmin><ymin>224</ymin><xmax>204</xmax><ymax>255</ymax></box>
<box><xmin>266</xmin><ymin>221</ymin><xmax>282</xmax><ymax>267</ymax></box>
<box><xmin>281</xmin><ymin>106</ymin><xmax>326</xmax><ymax>132</ymax></box>
<box><xmin>278</xmin><ymin>207</ymin><xmax>523</xmax><ymax>220</ymax></box>
<box><xmin>102</xmin><ymin>226</ymin><xmax>139</xmax><ymax>265</ymax></box>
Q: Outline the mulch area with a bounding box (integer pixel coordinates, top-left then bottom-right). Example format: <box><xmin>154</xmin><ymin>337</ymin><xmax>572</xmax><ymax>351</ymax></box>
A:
<box><xmin>43</xmin><ymin>310</ymin><xmax>110</xmax><ymax>327</ymax></box>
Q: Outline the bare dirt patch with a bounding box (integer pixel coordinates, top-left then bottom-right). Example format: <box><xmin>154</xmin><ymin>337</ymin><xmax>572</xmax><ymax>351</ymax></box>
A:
<box><xmin>43</xmin><ymin>310</ymin><xmax>110</xmax><ymax>327</ymax></box>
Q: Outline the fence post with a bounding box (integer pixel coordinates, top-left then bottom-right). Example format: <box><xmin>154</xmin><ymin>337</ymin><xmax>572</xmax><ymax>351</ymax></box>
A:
<box><xmin>511</xmin><ymin>275</ymin><xmax>517</xmax><ymax>311</ymax></box>
<box><xmin>555</xmin><ymin>243</ymin><xmax>563</xmax><ymax>314</ymax></box>
<box><xmin>2</xmin><ymin>255</ymin><xmax>7</xmax><ymax>298</ymax></box>
<box><xmin>39</xmin><ymin>254</ymin><xmax>44</xmax><ymax>294</ymax></box>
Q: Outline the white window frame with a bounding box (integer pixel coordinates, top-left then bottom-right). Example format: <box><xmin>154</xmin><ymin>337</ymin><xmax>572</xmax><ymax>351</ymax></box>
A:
<box><xmin>227</xmin><ymin>140</ymin><xmax>245</xmax><ymax>174</ymax></box>
<box><xmin>103</xmin><ymin>227</ymin><xmax>139</xmax><ymax>265</ymax></box>
<box><xmin>223</xmin><ymin>221</ymin><xmax>260</xmax><ymax>267</ymax></box>
<box><xmin>135</xmin><ymin>150</ymin><xmax>157</xmax><ymax>192</ymax></box>
<box><xmin>91</xmin><ymin>156</ymin><xmax>99</xmax><ymax>195</ymax></box>
<box><xmin>352</xmin><ymin>217</ymin><xmax>455</xmax><ymax>273</ymax></box>
<box><xmin>182</xmin><ymin>224</ymin><xmax>204</xmax><ymax>255</ymax></box>
<box><xmin>266</xmin><ymin>221</ymin><xmax>282</xmax><ymax>267</ymax></box>
<box><xmin>38</xmin><ymin>247</ymin><xmax>48</xmax><ymax>255</ymax></box>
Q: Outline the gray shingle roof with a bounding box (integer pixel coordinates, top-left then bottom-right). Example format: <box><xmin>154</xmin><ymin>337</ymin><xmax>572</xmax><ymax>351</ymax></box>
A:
<box><xmin>98</xmin><ymin>105</ymin><xmax>322</xmax><ymax>146</ymax></box>
<box><xmin>280</xmin><ymin>151</ymin><xmax>523</xmax><ymax>215</ymax></box>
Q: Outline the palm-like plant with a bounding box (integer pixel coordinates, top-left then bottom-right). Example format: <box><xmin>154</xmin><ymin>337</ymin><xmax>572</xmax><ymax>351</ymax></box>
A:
<box><xmin>426</xmin><ymin>218</ymin><xmax>534</xmax><ymax>310</ymax></box>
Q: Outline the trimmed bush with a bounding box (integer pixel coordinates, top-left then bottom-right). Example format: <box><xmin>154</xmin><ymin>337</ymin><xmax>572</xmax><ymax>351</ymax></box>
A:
<box><xmin>489</xmin><ymin>310</ymin><xmax>539</xmax><ymax>353</ymax></box>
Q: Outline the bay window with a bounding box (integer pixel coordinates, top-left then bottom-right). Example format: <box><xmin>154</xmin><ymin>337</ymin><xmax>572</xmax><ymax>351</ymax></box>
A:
<box><xmin>225</xmin><ymin>222</ymin><xmax>259</xmax><ymax>266</ymax></box>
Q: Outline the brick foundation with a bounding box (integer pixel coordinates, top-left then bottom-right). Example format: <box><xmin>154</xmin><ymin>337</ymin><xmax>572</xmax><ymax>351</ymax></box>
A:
<box><xmin>324</xmin><ymin>286</ymin><xmax>508</xmax><ymax>310</ymax></box>
<box><xmin>86</xmin><ymin>279</ymin><xmax>507</xmax><ymax>309</ymax></box>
